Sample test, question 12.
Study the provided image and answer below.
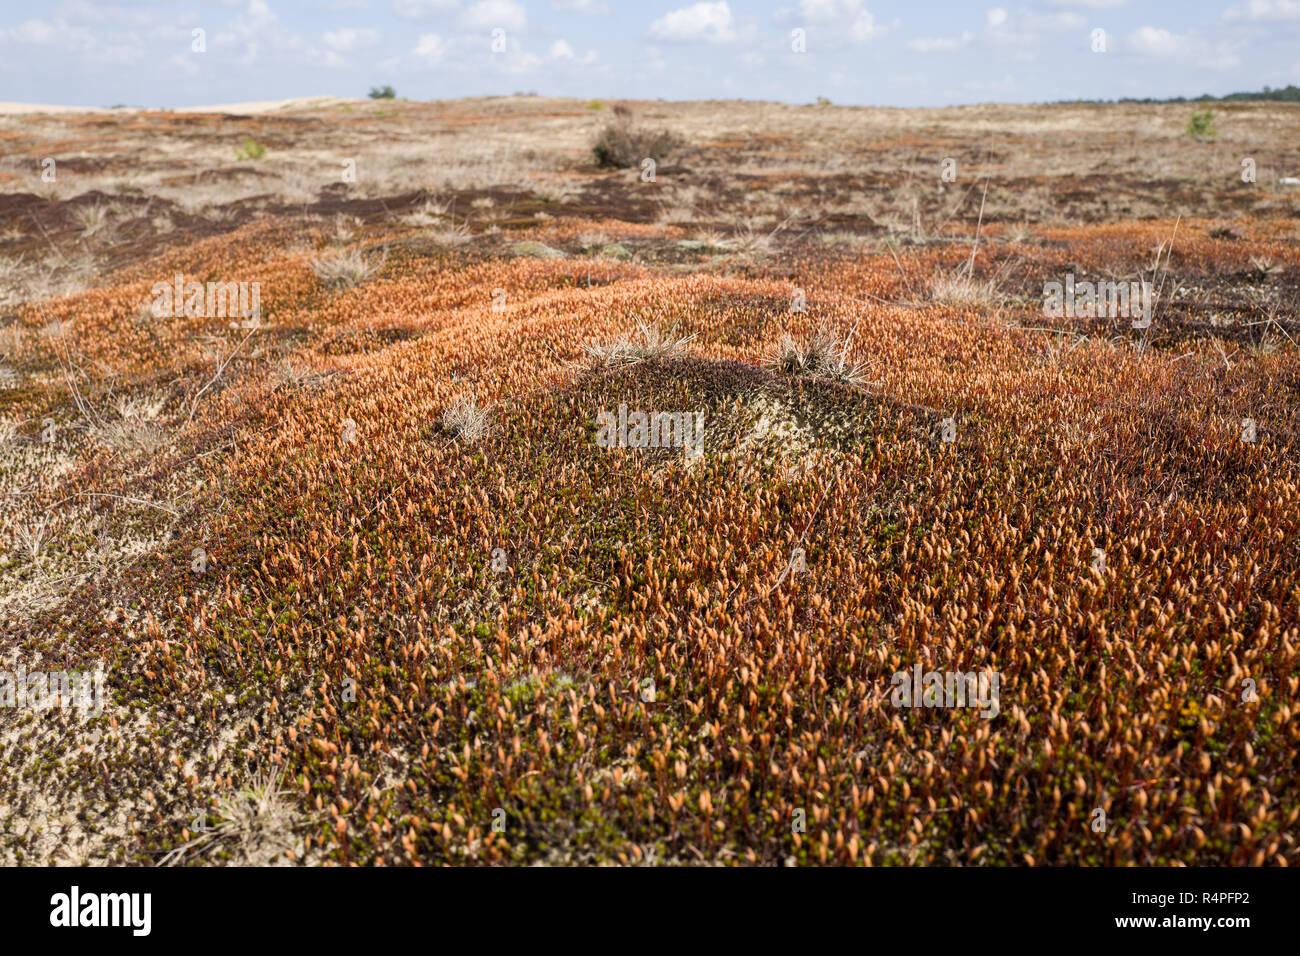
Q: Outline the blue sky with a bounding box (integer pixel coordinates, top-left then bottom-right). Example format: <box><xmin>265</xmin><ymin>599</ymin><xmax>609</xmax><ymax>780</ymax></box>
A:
<box><xmin>1</xmin><ymin>0</ymin><xmax>1298</xmax><ymax>108</ymax></box>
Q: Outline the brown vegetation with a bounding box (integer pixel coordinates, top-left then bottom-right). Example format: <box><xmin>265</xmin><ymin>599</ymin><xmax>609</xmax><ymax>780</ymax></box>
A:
<box><xmin>0</xmin><ymin>97</ymin><xmax>1298</xmax><ymax>866</ymax></box>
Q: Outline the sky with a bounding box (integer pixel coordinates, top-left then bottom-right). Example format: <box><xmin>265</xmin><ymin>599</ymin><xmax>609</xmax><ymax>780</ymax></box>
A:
<box><xmin>1</xmin><ymin>0</ymin><xmax>1298</xmax><ymax>108</ymax></box>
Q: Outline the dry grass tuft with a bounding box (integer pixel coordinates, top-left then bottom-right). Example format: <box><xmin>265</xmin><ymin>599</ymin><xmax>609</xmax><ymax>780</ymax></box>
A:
<box><xmin>311</xmin><ymin>248</ymin><xmax>384</xmax><ymax>289</ymax></box>
<box><xmin>583</xmin><ymin>321</ymin><xmax>695</xmax><ymax>368</ymax></box>
<box><xmin>1250</xmin><ymin>256</ymin><xmax>1284</xmax><ymax>277</ymax></box>
<box><xmin>441</xmin><ymin>395</ymin><xmax>490</xmax><ymax>443</ymax></box>
<box><xmin>159</xmin><ymin>767</ymin><xmax>301</xmax><ymax>866</ymax></box>
<box><xmin>1004</xmin><ymin>223</ymin><xmax>1034</xmax><ymax>245</ymax></box>
<box><xmin>767</xmin><ymin>324</ymin><xmax>872</xmax><ymax>386</ymax></box>
<box><xmin>11</xmin><ymin>518</ymin><xmax>50</xmax><ymax>565</ymax></box>
<box><xmin>428</xmin><ymin>221</ymin><xmax>473</xmax><ymax>247</ymax></box>
<box><xmin>928</xmin><ymin>271</ymin><xmax>1001</xmax><ymax>309</ymax></box>
<box><xmin>274</xmin><ymin>360</ymin><xmax>332</xmax><ymax>391</ymax></box>
<box><xmin>728</xmin><ymin>222</ymin><xmax>778</xmax><ymax>260</ymax></box>
<box><xmin>404</xmin><ymin>198</ymin><xmax>450</xmax><ymax>226</ymax></box>
<box><xmin>93</xmin><ymin>396</ymin><xmax>168</xmax><ymax>454</ymax></box>
<box><xmin>72</xmin><ymin>202</ymin><xmax>110</xmax><ymax>237</ymax></box>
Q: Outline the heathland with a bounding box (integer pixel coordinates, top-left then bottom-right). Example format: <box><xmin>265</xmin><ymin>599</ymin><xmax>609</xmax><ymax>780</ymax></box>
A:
<box><xmin>0</xmin><ymin>96</ymin><xmax>1297</xmax><ymax>865</ymax></box>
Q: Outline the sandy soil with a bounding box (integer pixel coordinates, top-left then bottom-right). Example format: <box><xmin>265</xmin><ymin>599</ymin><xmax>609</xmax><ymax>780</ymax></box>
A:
<box><xmin>0</xmin><ymin>96</ymin><xmax>359</xmax><ymax>116</ymax></box>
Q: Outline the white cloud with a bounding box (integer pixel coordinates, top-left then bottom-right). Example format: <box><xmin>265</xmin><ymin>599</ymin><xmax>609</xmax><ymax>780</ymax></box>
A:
<box><xmin>547</xmin><ymin>38</ymin><xmax>597</xmax><ymax>63</ymax></box>
<box><xmin>800</xmin><ymin>0</ymin><xmax>846</xmax><ymax>19</ymax></box>
<box><xmin>1126</xmin><ymin>26</ymin><xmax>1241</xmax><ymax>68</ymax></box>
<box><xmin>213</xmin><ymin>0</ymin><xmax>286</xmax><ymax>65</ymax></box>
<box><xmin>167</xmin><ymin>51</ymin><xmax>202</xmax><ymax>76</ymax></box>
<box><xmin>907</xmin><ymin>31</ymin><xmax>973</xmax><ymax>52</ymax></box>
<box><xmin>393</xmin><ymin>0</ymin><xmax>459</xmax><ymax>17</ymax></box>
<box><xmin>414</xmin><ymin>32</ymin><xmax>447</xmax><ymax>61</ymax></box>
<box><xmin>1223</xmin><ymin>0</ymin><xmax>1300</xmax><ymax>20</ymax></box>
<box><xmin>797</xmin><ymin>1</ymin><xmax>886</xmax><ymax>43</ymax></box>
<box><xmin>323</xmin><ymin>28</ymin><xmax>380</xmax><ymax>51</ymax></box>
<box><xmin>848</xmin><ymin>11</ymin><xmax>885</xmax><ymax>41</ymax></box>
<box><xmin>1046</xmin><ymin>0</ymin><xmax>1128</xmax><ymax>8</ymax></box>
<box><xmin>461</xmin><ymin>0</ymin><xmax>527</xmax><ymax>31</ymax></box>
<box><xmin>493</xmin><ymin>44</ymin><xmax>542</xmax><ymax>73</ymax></box>
<box><xmin>984</xmin><ymin>6</ymin><xmax>1083</xmax><ymax>52</ymax></box>
<box><xmin>1127</xmin><ymin>26</ymin><xmax>1185</xmax><ymax>56</ymax></box>
<box><xmin>650</xmin><ymin>2</ymin><xmax>738</xmax><ymax>44</ymax></box>
<box><xmin>1</xmin><ymin>19</ymin><xmax>60</xmax><ymax>44</ymax></box>
<box><xmin>0</xmin><ymin>15</ymin><xmax>147</xmax><ymax>66</ymax></box>
<box><xmin>245</xmin><ymin>0</ymin><xmax>278</xmax><ymax>30</ymax></box>
<box><xmin>552</xmin><ymin>0</ymin><xmax>609</xmax><ymax>12</ymax></box>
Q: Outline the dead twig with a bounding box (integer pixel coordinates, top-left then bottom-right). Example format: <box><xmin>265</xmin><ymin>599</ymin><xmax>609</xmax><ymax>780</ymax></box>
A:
<box><xmin>183</xmin><ymin>328</ymin><xmax>258</xmax><ymax>430</ymax></box>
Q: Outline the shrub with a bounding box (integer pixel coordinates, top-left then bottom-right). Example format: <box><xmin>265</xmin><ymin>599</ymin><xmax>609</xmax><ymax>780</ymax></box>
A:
<box><xmin>235</xmin><ymin>138</ymin><xmax>266</xmax><ymax>161</ymax></box>
<box><xmin>1186</xmin><ymin>108</ymin><xmax>1216</xmax><ymax>139</ymax></box>
<box><xmin>592</xmin><ymin>108</ymin><xmax>683</xmax><ymax>169</ymax></box>
<box><xmin>368</xmin><ymin>85</ymin><xmax>396</xmax><ymax>100</ymax></box>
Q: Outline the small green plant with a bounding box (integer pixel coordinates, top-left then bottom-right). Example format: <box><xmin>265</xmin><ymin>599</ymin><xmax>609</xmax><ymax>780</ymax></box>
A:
<box><xmin>815</xmin><ymin>96</ymin><xmax>832</xmax><ymax>107</ymax></box>
<box><xmin>1186</xmin><ymin>108</ymin><xmax>1216</xmax><ymax>139</ymax></box>
<box><xmin>368</xmin><ymin>85</ymin><xmax>396</xmax><ymax>100</ymax></box>
<box><xmin>235</xmin><ymin>138</ymin><xmax>266</xmax><ymax>161</ymax></box>
<box><xmin>587</xmin><ymin>99</ymin><xmax>604</xmax><ymax>111</ymax></box>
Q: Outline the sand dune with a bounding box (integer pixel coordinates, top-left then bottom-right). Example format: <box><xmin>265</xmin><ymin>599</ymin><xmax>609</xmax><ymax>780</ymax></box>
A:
<box><xmin>0</xmin><ymin>95</ymin><xmax>358</xmax><ymax>116</ymax></box>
